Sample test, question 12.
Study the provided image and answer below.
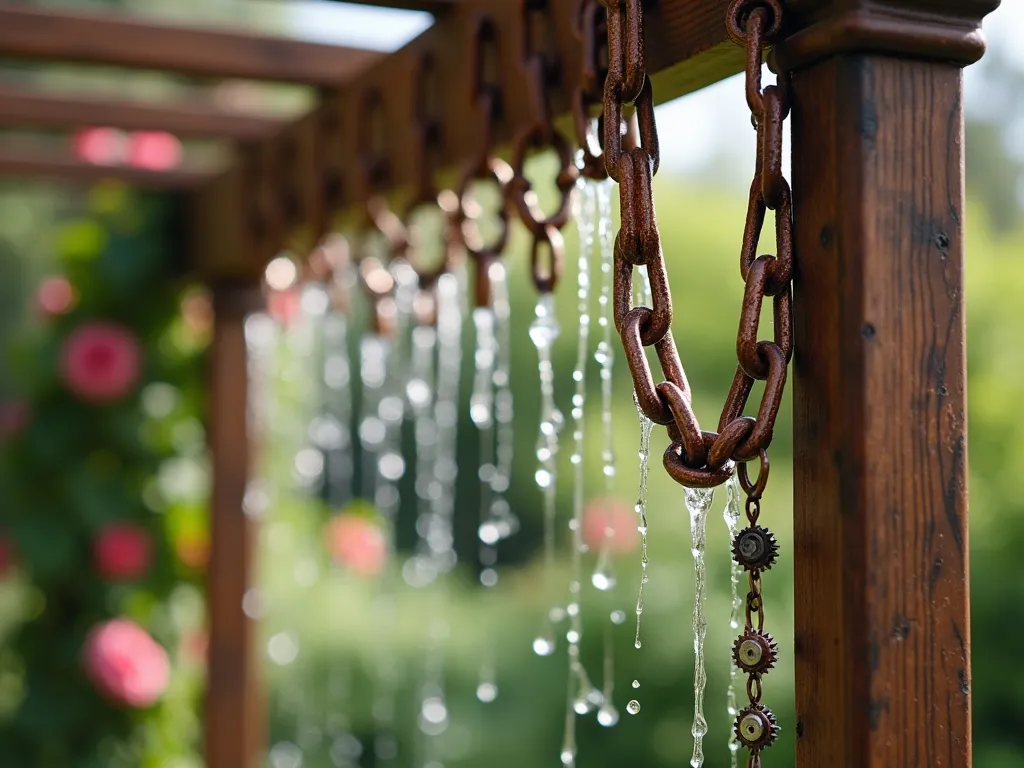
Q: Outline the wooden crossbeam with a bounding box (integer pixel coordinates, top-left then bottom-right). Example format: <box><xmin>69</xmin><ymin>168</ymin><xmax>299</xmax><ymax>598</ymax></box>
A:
<box><xmin>0</xmin><ymin>5</ymin><xmax>382</xmax><ymax>85</ymax></box>
<box><xmin>0</xmin><ymin>84</ymin><xmax>288</xmax><ymax>140</ymax></box>
<box><xmin>0</xmin><ymin>147</ymin><xmax>218</xmax><ymax>189</ymax></box>
<box><xmin>190</xmin><ymin>0</ymin><xmax>746</xmax><ymax>281</ymax></box>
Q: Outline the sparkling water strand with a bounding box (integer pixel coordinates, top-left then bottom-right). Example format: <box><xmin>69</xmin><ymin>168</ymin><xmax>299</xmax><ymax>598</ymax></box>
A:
<box><xmin>415</xmin><ymin>270</ymin><xmax>465</xmax><ymax>768</ymax></box>
<box><xmin>405</xmin><ymin>323</ymin><xmax>439</xmax><ymax>589</ymax></box>
<box><xmin>319</xmin><ymin>308</ymin><xmax>354</xmax><ymax>507</ymax></box>
<box><xmin>372</xmin><ymin>257</ymin><xmax>418</xmax><ymax>766</ymax></box>
<box><xmin>560</xmin><ymin>181</ymin><xmax>599</xmax><ymax>768</ymax></box>
<box><xmin>686</xmin><ymin>486</ymin><xmax>716</xmax><ymax>768</ymax></box>
<box><xmin>592</xmin><ymin>180</ymin><xmax>618</xmax><ymax>592</ymax></box>
<box><xmin>632</xmin><ymin>398</ymin><xmax>654</xmax><ymax>653</ymax></box>
<box><xmin>477</xmin><ymin>261</ymin><xmax>515</xmax><ymax>701</ymax></box>
<box><xmin>723</xmin><ymin>474</ymin><xmax>744</xmax><ymax>768</ymax></box>
<box><xmin>531</xmin><ymin>292</ymin><xmax>563</xmax><ymax>657</ymax></box>
<box><xmin>472</xmin><ymin>301</ymin><xmax>502</xmax><ymax>703</ymax></box>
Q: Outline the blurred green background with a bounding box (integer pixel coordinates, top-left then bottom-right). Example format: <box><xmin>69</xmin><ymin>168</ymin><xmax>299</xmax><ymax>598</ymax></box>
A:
<box><xmin>0</xmin><ymin>1</ymin><xmax>1023</xmax><ymax>767</ymax></box>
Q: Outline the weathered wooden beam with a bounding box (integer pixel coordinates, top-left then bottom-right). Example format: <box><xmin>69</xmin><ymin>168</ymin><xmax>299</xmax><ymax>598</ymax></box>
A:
<box><xmin>189</xmin><ymin>0</ymin><xmax>745</xmax><ymax>281</ymax></box>
<box><xmin>205</xmin><ymin>284</ymin><xmax>264</xmax><ymax>768</ymax></box>
<box><xmin>0</xmin><ymin>84</ymin><xmax>288</xmax><ymax>140</ymax></box>
<box><xmin>0</xmin><ymin>4</ymin><xmax>382</xmax><ymax>85</ymax></box>
<box><xmin>0</xmin><ymin>146</ymin><xmax>218</xmax><ymax>188</ymax></box>
<box><xmin>786</xmin><ymin>1</ymin><xmax>998</xmax><ymax>765</ymax></box>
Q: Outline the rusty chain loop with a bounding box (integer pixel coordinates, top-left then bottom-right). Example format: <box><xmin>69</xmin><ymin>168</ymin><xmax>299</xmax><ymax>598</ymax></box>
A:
<box><xmin>508</xmin><ymin>0</ymin><xmax>579</xmax><ymax>293</ymax></box>
<box><xmin>401</xmin><ymin>52</ymin><xmax>456</xmax><ymax>292</ymax></box>
<box><xmin>457</xmin><ymin>14</ymin><xmax>515</xmax><ymax>307</ymax></box>
<box><xmin>599</xmin><ymin>0</ymin><xmax>794</xmax><ymax>489</ymax></box>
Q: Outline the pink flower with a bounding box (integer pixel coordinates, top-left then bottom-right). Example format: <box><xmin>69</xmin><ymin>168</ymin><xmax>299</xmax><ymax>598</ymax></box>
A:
<box><xmin>0</xmin><ymin>401</ymin><xmax>29</xmax><ymax>440</ymax></box>
<box><xmin>582</xmin><ymin>497</ymin><xmax>640</xmax><ymax>554</ymax></box>
<box><xmin>36</xmin><ymin>276</ymin><xmax>77</xmax><ymax>317</ymax></box>
<box><xmin>324</xmin><ymin>514</ymin><xmax>387</xmax><ymax>576</ymax></box>
<box><xmin>82</xmin><ymin>619</ymin><xmax>170</xmax><ymax>708</ymax></box>
<box><xmin>94</xmin><ymin>523</ymin><xmax>152</xmax><ymax>581</ymax></box>
<box><xmin>128</xmin><ymin>131</ymin><xmax>182</xmax><ymax>171</ymax></box>
<box><xmin>267</xmin><ymin>288</ymin><xmax>301</xmax><ymax>327</ymax></box>
<box><xmin>60</xmin><ymin>322</ymin><xmax>141</xmax><ymax>403</ymax></box>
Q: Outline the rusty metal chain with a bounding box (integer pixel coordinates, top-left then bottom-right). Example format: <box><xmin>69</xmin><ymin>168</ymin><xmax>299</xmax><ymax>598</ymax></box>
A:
<box><xmin>508</xmin><ymin>0</ymin><xmax>580</xmax><ymax>293</ymax></box>
<box><xmin>457</xmin><ymin>14</ymin><xmax>514</xmax><ymax>307</ymax></box>
<box><xmin>352</xmin><ymin>87</ymin><xmax>407</xmax><ymax>333</ymax></box>
<box><xmin>403</xmin><ymin>51</ymin><xmax>457</xmax><ymax>294</ymax></box>
<box><xmin>573</xmin><ymin>0</ymin><xmax>609</xmax><ymax>180</ymax></box>
<box><xmin>599</xmin><ymin>0</ymin><xmax>794</xmax><ymax>490</ymax></box>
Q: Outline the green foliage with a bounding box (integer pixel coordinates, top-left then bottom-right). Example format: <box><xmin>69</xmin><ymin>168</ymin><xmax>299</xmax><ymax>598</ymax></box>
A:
<box><xmin>0</xmin><ymin>186</ymin><xmax>206</xmax><ymax>766</ymax></box>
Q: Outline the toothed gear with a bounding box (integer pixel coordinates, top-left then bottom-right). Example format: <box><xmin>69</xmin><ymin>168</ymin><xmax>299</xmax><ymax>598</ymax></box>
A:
<box><xmin>735</xmin><ymin>704</ymin><xmax>780</xmax><ymax>752</ymax></box>
<box><xmin>731</xmin><ymin>525</ymin><xmax>779</xmax><ymax>571</ymax></box>
<box><xmin>733</xmin><ymin>629</ymin><xmax>779</xmax><ymax>675</ymax></box>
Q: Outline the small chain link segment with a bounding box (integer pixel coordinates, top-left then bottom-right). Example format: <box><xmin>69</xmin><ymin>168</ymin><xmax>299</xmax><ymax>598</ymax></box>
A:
<box><xmin>457</xmin><ymin>14</ymin><xmax>515</xmax><ymax>307</ymax></box>
<box><xmin>509</xmin><ymin>0</ymin><xmax>580</xmax><ymax>293</ymax></box>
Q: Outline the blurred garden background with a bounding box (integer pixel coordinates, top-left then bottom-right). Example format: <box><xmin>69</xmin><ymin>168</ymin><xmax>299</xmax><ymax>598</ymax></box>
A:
<box><xmin>1</xmin><ymin>1</ymin><xmax>1024</xmax><ymax>767</ymax></box>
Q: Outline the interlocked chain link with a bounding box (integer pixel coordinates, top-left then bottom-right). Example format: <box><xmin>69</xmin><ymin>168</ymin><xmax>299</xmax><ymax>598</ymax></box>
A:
<box><xmin>457</xmin><ymin>14</ymin><xmax>514</xmax><ymax>307</ymax></box>
<box><xmin>508</xmin><ymin>0</ymin><xmax>580</xmax><ymax>293</ymax></box>
<box><xmin>599</xmin><ymin>0</ymin><xmax>794</xmax><ymax>489</ymax></box>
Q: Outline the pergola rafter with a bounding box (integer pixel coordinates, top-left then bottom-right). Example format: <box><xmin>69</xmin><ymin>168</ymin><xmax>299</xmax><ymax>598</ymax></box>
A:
<box><xmin>0</xmin><ymin>84</ymin><xmax>288</xmax><ymax>140</ymax></box>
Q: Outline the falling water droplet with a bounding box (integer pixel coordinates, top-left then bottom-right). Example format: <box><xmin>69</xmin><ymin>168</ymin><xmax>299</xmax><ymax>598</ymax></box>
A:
<box><xmin>627</xmin><ymin>700</ymin><xmax>641</xmax><ymax>715</ymax></box>
<box><xmin>476</xmin><ymin>681</ymin><xmax>498</xmax><ymax>703</ymax></box>
<box><xmin>611</xmin><ymin>610</ymin><xmax>627</xmax><ymax>625</ymax></box>
<box><xmin>597</xmin><ymin>703</ymin><xmax>620</xmax><ymax>727</ymax></box>
<box><xmin>533</xmin><ymin>634</ymin><xmax>557</xmax><ymax>657</ymax></box>
<box><xmin>632</xmin><ymin>680</ymin><xmax>640</xmax><ymax>689</ymax></box>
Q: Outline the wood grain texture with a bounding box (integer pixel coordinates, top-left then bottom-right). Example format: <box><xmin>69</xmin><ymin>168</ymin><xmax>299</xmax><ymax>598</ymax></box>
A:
<box><xmin>0</xmin><ymin>5</ymin><xmax>382</xmax><ymax>85</ymax></box>
<box><xmin>205</xmin><ymin>288</ymin><xmax>264</xmax><ymax>768</ymax></box>
<box><xmin>790</xmin><ymin>55</ymin><xmax>972</xmax><ymax>767</ymax></box>
<box><xmin>0</xmin><ymin>84</ymin><xmax>287</xmax><ymax>140</ymax></box>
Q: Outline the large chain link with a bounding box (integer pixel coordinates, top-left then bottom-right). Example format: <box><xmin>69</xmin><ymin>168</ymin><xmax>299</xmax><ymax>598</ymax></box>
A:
<box><xmin>599</xmin><ymin>0</ymin><xmax>794</xmax><ymax>489</ymax></box>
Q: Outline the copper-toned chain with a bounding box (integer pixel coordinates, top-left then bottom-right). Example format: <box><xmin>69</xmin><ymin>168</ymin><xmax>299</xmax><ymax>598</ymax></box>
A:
<box><xmin>572</xmin><ymin>0</ymin><xmax>609</xmax><ymax>180</ymax></box>
<box><xmin>457</xmin><ymin>14</ymin><xmax>514</xmax><ymax>307</ymax></box>
<box><xmin>599</xmin><ymin>0</ymin><xmax>793</xmax><ymax>489</ymax></box>
<box><xmin>508</xmin><ymin>0</ymin><xmax>580</xmax><ymax>293</ymax></box>
<box><xmin>403</xmin><ymin>51</ymin><xmax>456</xmax><ymax>296</ymax></box>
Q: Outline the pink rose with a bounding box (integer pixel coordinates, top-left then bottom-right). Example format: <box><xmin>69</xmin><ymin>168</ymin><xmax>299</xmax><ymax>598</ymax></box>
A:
<box><xmin>82</xmin><ymin>619</ymin><xmax>170</xmax><ymax>708</ymax></box>
<box><xmin>324</xmin><ymin>514</ymin><xmax>387</xmax><ymax>576</ymax></box>
<box><xmin>128</xmin><ymin>131</ymin><xmax>182</xmax><ymax>171</ymax></box>
<box><xmin>267</xmin><ymin>288</ymin><xmax>301</xmax><ymax>327</ymax></box>
<box><xmin>0</xmin><ymin>401</ymin><xmax>29</xmax><ymax>440</ymax></box>
<box><xmin>94</xmin><ymin>523</ymin><xmax>152</xmax><ymax>581</ymax></box>
<box><xmin>36</xmin><ymin>275</ymin><xmax>77</xmax><ymax>317</ymax></box>
<box><xmin>60</xmin><ymin>322</ymin><xmax>141</xmax><ymax>403</ymax></box>
<box><xmin>583</xmin><ymin>497</ymin><xmax>640</xmax><ymax>554</ymax></box>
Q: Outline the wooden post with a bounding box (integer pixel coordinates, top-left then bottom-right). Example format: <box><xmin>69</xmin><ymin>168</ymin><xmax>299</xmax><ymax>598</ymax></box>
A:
<box><xmin>206</xmin><ymin>284</ymin><xmax>264</xmax><ymax>768</ymax></box>
<box><xmin>781</xmin><ymin>1</ymin><xmax>998</xmax><ymax>765</ymax></box>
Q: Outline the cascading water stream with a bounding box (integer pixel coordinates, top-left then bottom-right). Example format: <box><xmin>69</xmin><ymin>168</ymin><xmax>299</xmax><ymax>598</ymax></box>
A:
<box><xmin>560</xmin><ymin>180</ymin><xmax>601</xmax><ymax>768</ymax></box>
<box><xmin>686</xmin><ymin>486</ymin><xmax>716</xmax><ymax>768</ymax></box>
<box><xmin>723</xmin><ymin>473</ymin><xmax>744</xmax><ymax>768</ymax></box>
<box><xmin>530</xmin><ymin>290</ymin><xmax>564</xmax><ymax>658</ymax></box>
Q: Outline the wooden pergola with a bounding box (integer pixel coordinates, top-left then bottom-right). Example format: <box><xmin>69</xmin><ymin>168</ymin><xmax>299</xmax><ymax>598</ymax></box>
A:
<box><xmin>0</xmin><ymin>0</ymin><xmax>999</xmax><ymax>766</ymax></box>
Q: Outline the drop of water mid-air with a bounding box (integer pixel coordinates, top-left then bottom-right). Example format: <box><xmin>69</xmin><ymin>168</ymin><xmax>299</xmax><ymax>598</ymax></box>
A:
<box><xmin>476</xmin><ymin>682</ymin><xmax>498</xmax><ymax>703</ymax></box>
<box><xmin>627</xmin><ymin>700</ymin><xmax>641</xmax><ymax>715</ymax></box>
<box><xmin>597</xmin><ymin>704</ymin><xmax>620</xmax><ymax>727</ymax></box>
